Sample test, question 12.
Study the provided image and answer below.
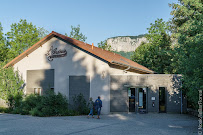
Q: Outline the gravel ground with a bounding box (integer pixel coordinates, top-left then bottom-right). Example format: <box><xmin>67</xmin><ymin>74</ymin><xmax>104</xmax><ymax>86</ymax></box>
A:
<box><xmin>0</xmin><ymin>113</ymin><xmax>198</xmax><ymax>135</ymax></box>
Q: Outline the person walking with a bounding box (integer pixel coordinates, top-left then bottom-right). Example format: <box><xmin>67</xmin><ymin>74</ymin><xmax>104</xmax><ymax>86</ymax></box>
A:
<box><xmin>87</xmin><ymin>97</ymin><xmax>94</xmax><ymax>118</ymax></box>
<box><xmin>94</xmin><ymin>96</ymin><xmax>102</xmax><ymax>119</ymax></box>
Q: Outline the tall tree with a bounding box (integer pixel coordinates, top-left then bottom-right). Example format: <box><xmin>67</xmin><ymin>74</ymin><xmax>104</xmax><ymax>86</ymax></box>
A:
<box><xmin>131</xmin><ymin>19</ymin><xmax>175</xmax><ymax>74</ymax></box>
<box><xmin>0</xmin><ymin>22</ymin><xmax>9</xmax><ymax>62</ymax></box>
<box><xmin>98</xmin><ymin>40</ymin><xmax>112</xmax><ymax>51</ymax></box>
<box><xmin>170</xmin><ymin>0</ymin><xmax>203</xmax><ymax>109</ymax></box>
<box><xmin>6</xmin><ymin>19</ymin><xmax>48</xmax><ymax>59</ymax></box>
<box><xmin>65</xmin><ymin>25</ymin><xmax>87</xmax><ymax>42</ymax></box>
<box><xmin>0</xmin><ymin>62</ymin><xmax>24</xmax><ymax>108</ymax></box>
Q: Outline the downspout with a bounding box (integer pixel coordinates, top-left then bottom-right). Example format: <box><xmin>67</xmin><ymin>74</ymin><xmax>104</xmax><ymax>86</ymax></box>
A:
<box><xmin>123</xmin><ymin>66</ymin><xmax>130</xmax><ymax>73</ymax></box>
<box><xmin>181</xmin><ymin>82</ymin><xmax>183</xmax><ymax>114</ymax></box>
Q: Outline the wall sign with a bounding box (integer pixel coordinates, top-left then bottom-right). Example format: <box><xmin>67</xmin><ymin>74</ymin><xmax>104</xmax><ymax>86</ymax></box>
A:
<box><xmin>45</xmin><ymin>46</ymin><xmax>67</xmax><ymax>61</ymax></box>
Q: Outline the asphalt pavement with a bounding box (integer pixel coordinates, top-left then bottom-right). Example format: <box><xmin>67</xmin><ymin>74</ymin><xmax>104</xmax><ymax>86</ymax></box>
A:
<box><xmin>0</xmin><ymin>113</ymin><xmax>198</xmax><ymax>135</ymax></box>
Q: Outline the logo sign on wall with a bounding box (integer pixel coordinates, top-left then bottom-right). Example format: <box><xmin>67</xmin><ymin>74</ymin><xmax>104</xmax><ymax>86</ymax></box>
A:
<box><xmin>45</xmin><ymin>46</ymin><xmax>67</xmax><ymax>61</ymax></box>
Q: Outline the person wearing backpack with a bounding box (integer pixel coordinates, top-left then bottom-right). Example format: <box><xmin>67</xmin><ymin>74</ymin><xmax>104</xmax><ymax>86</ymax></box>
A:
<box><xmin>94</xmin><ymin>96</ymin><xmax>102</xmax><ymax>119</ymax></box>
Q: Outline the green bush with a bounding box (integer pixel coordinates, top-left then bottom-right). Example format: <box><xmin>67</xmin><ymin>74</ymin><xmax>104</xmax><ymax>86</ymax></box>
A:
<box><xmin>0</xmin><ymin>107</ymin><xmax>11</xmax><ymax>113</ymax></box>
<box><xmin>29</xmin><ymin>107</ymin><xmax>43</xmax><ymax>116</ymax></box>
<box><xmin>20</xmin><ymin>94</ymin><xmax>42</xmax><ymax>115</ymax></box>
<box><xmin>0</xmin><ymin>64</ymin><xmax>24</xmax><ymax>110</ymax></box>
<box><xmin>38</xmin><ymin>91</ymin><xmax>69</xmax><ymax>116</ymax></box>
<box><xmin>21</xmin><ymin>91</ymin><xmax>69</xmax><ymax>117</ymax></box>
<box><xmin>72</xmin><ymin>93</ymin><xmax>89</xmax><ymax>115</ymax></box>
<box><xmin>7</xmin><ymin>93</ymin><xmax>23</xmax><ymax>110</ymax></box>
<box><xmin>67</xmin><ymin>110</ymin><xmax>79</xmax><ymax>116</ymax></box>
<box><xmin>3</xmin><ymin>91</ymin><xmax>90</xmax><ymax>117</ymax></box>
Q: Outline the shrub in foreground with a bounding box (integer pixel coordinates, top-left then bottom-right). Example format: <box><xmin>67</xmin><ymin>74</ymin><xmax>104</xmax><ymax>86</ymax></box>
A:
<box><xmin>31</xmin><ymin>91</ymin><xmax>69</xmax><ymax>117</ymax></box>
<box><xmin>12</xmin><ymin>91</ymin><xmax>69</xmax><ymax>117</ymax></box>
<box><xmin>72</xmin><ymin>93</ymin><xmax>89</xmax><ymax>115</ymax></box>
<box><xmin>0</xmin><ymin>107</ymin><xmax>11</xmax><ymax>113</ymax></box>
<box><xmin>5</xmin><ymin>92</ymin><xmax>90</xmax><ymax>117</ymax></box>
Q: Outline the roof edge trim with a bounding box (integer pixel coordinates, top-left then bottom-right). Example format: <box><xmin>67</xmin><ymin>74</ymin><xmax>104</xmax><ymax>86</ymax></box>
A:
<box><xmin>111</xmin><ymin>61</ymin><xmax>154</xmax><ymax>74</ymax></box>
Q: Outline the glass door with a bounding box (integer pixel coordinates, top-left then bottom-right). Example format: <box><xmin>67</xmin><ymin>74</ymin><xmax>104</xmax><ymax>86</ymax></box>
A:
<box><xmin>138</xmin><ymin>88</ymin><xmax>147</xmax><ymax>113</ymax></box>
<box><xmin>128</xmin><ymin>88</ymin><xmax>135</xmax><ymax>112</ymax></box>
<box><xmin>159</xmin><ymin>87</ymin><xmax>166</xmax><ymax>112</ymax></box>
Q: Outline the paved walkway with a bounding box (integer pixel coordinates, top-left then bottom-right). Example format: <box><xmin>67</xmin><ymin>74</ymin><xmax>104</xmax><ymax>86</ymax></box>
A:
<box><xmin>0</xmin><ymin>113</ymin><xmax>198</xmax><ymax>135</ymax></box>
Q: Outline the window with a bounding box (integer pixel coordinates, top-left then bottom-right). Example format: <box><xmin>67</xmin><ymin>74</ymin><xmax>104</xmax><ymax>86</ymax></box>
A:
<box><xmin>34</xmin><ymin>88</ymin><xmax>42</xmax><ymax>95</ymax></box>
<box><xmin>50</xmin><ymin>87</ymin><xmax>54</xmax><ymax>91</ymax></box>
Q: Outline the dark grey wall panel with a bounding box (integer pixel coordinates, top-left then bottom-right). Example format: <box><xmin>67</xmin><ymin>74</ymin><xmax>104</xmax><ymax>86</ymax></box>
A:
<box><xmin>110</xmin><ymin>75</ymin><xmax>128</xmax><ymax>112</ymax></box>
<box><xmin>167</xmin><ymin>91</ymin><xmax>181</xmax><ymax>113</ymax></box>
<box><xmin>69</xmin><ymin>76</ymin><xmax>90</xmax><ymax>106</ymax></box>
<box><xmin>166</xmin><ymin>75</ymin><xmax>181</xmax><ymax>113</ymax></box>
<box><xmin>110</xmin><ymin>74</ymin><xmax>181</xmax><ymax>113</ymax></box>
<box><xmin>27</xmin><ymin>69</ymin><xmax>54</xmax><ymax>95</ymax></box>
<box><xmin>147</xmin><ymin>87</ymin><xmax>159</xmax><ymax>112</ymax></box>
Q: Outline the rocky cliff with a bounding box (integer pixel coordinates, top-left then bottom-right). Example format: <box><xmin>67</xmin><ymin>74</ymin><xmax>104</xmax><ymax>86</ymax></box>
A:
<box><xmin>107</xmin><ymin>35</ymin><xmax>147</xmax><ymax>52</ymax></box>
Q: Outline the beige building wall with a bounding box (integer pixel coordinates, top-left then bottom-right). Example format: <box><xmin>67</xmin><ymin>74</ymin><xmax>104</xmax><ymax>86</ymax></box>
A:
<box><xmin>12</xmin><ymin>37</ymin><xmax>138</xmax><ymax>114</ymax></box>
<box><xmin>1</xmin><ymin>37</ymin><xmax>182</xmax><ymax>114</ymax></box>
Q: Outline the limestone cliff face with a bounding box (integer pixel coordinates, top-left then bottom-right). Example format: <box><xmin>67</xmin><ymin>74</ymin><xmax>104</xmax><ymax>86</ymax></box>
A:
<box><xmin>107</xmin><ymin>35</ymin><xmax>147</xmax><ymax>52</ymax></box>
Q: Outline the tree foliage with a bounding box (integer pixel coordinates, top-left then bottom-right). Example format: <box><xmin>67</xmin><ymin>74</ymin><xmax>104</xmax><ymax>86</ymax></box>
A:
<box><xmin>0</xmin><ymin>23</ymin><xmax>9</xmax><ymax>62</ymax></box>
<box><xmin>0</xmin><ymin>62</ymin><xmax>24</xmax><ymax>109</ymax></box>
<box><xmin>0</xmin><ymin>19</ymin><xmax>48</xmax><ymax>108</ymax></box>
<box><xmin>72</xmin><ymin>93</ymin><xmax>89</xmax><ymax>115</ymax></box>
<box><xmin>65</xmin><ymin>25</ymin><xmax>87</xmax><ymax>42</ymax></box>
<box><xmin>170</xmin><ymin>0</ymin><xmax>203</xmax><ymax>109</ymax></box>
<box><xmin>98</xmin><ymin>40</ymin><xmax>112</xmax><ymax>51</ymax></box>
<box><xmin>6</xmin><ymin>19</ymin><xmax>48</xmax><ymax>59</ymax></box>
<box><xmin>131</xmin><ymin>19</ymin><xmax>175</xmax><ymax>74</ymax></box>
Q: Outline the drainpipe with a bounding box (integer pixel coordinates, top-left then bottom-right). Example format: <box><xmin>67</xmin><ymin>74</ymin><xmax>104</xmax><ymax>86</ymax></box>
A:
<box><xmin>181</xmin><ymin>82</ymin><xmax>183</xmax><ymax>114</ymax></box>
<box><xmin>123</xmin><ymin>66</ymin><xmax>130</xmax><ymax>73</ymax></box>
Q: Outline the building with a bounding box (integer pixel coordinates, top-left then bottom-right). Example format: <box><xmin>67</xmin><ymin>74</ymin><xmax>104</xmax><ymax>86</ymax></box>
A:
<box><xmin>2</xmin><ymin>31</ymin><xmax>182</xmax><ymax>114</ymax></box>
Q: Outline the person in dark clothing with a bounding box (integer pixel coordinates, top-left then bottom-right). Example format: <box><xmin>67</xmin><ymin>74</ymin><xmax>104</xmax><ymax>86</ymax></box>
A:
<box><xmin>94</xmin><ymin>96</ymin><xmax>102</xmax><ymax>119</ymax></box>
<box><xmin>87</xmin><ymin>97</ymin><xmax>94</xmax><ymax>118</ymax></box>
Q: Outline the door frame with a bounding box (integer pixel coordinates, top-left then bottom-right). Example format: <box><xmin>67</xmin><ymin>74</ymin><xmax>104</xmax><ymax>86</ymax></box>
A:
<box><xmin>158</xmin><ymin>86</ymin><xmax>167</xmax><ymax>113</ymax></box>
<box><xmin>127</xmin><ymin>86</ymin><xmax>148</xmax><ymax>114</ymax></box>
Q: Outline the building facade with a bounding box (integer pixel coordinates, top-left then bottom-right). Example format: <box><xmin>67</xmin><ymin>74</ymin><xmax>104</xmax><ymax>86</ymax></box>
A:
<box><xmin>2</xmin><ymin>31</ymin><xmax>182</xmax><ymax>114</ymax></box>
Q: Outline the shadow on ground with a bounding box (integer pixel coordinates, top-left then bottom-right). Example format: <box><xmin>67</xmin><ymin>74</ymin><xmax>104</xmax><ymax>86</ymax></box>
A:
<box><xmin>0</xmin><ymin>113</ymin><xmax>198</xmax><ymax>135</ymax></box>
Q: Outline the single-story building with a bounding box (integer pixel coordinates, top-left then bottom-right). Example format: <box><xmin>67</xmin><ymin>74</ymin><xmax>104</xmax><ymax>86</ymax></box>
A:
<box><xmin>2</xmin><ymin>31</ymin><xmax>183</xmax><ymax>114</ymax></box>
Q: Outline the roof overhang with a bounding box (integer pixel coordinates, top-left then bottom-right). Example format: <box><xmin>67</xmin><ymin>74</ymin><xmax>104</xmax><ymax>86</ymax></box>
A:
<box><xmin>111</xmin><ymin>61</ymin><xmax>154</xmax><ymax>74</ymax></box>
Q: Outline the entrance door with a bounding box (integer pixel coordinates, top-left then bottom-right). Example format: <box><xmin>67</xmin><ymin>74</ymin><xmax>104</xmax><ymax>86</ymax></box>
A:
<box><xmin>128</xmin><ymin>88</ymin><xmax>135</xmax><ymax>112</ymax></box>
<box><xmin>138</xmin><ymin>88</ymin><xmax>147</xmax><ymax>113</ymax></box>
<box><xmin>159</xmin><ymin>87</ymin><xmax>166</xmax><ymax>112</ymax></box>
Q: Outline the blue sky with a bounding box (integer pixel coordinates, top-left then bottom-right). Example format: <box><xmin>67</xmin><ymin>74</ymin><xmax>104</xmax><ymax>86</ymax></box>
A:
<box><xmin>0</xmin><ymin>0</ymin><xmax>178</xmax><ymax>46</ymax></box>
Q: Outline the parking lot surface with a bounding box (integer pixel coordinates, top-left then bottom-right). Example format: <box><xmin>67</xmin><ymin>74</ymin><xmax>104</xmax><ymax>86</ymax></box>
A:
<box><xmin>0</xmin><ymin>113</ymin><xmax>198</xmax><ymax>135</ymax></box>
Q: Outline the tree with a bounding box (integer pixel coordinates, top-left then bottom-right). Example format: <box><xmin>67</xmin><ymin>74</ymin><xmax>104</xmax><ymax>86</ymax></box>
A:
<box><xmin>37</xmin><ymin>27</ymin><xmax>49</xmax><ymax>40</ymax></box>
<box><xmin>131</xmin><ymin>19</ymin><xmax>175</xmax><ymax>74</ymax></box>
<box><xmin>98</xmin><ymin>40</ymin><xmax>112</xmax><ymax>51</ymax></box>
<box><xmin>0</xmin><ymin>22</ymin><xmax>9</xmax><ymax>62</ymax></box>
<box><xmin>6</xmin><ymin>19</ymin><xmax>48</xmax><ymax>59</ymax></box>
<box><xmin>170</xmin><ymin>0</ymin><xmax>203</xmax><ymax>109</ymax></box>
<box><xmin>0</xmin><ymin>62</ymin><xmax>24</xmax><ymax>109</ymax></box>
<box><xmin>65</xmin><ymin>25</ymin><xmax>87</xmax><ymax>42</ymax></box>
